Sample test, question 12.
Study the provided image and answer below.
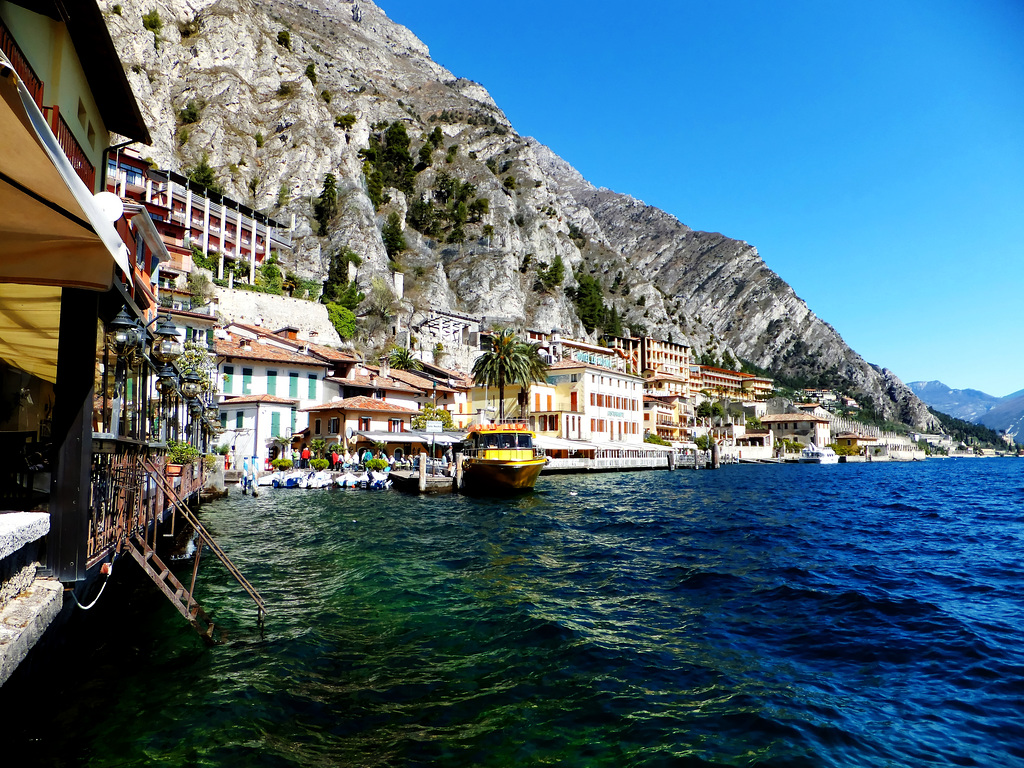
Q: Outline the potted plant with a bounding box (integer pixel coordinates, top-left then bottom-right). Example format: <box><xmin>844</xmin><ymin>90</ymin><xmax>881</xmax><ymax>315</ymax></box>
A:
<box><xmin>166</xmin><ymin>440</ymin><xmax>200</xmax><ymax>476</ymax></box>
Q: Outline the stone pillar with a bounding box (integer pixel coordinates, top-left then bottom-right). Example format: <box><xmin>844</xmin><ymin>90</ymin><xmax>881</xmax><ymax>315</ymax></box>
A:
<box><xmin>202</xmin><ymin>198</ymin><xmax>211</xmax><ymax>254</ymax></box>
<box><xmin>219</xmin><ymin>205</ymin><xmax>227</xmax><ymax>262</ymax></box>
<box><xmin>250</xmin><ymin>213</ymin><xmax>258</xmax><ymax>266</ymax></box>
<box><xmin>418</xmin><ymin>452</ymin><xmax>427</xmax><ymax>492</ymax></box>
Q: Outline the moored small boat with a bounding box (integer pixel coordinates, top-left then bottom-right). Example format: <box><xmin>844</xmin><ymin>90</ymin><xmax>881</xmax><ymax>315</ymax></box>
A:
<box><xmin>798</xmin><ymin>443</ymin><xmax>840</xmax><ymax>464</ymax></box>
<box><xmin>460</xmin><ymin>422</ymin><xmax>547</xmax><ymax>494</ymax></box>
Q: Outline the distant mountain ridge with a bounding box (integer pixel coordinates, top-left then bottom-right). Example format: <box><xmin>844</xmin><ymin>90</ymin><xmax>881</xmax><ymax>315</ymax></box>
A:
<box><xmin>909</xmin><ymin>381</ymin><xmax>1024</xmax><ymax>442</ymax></box>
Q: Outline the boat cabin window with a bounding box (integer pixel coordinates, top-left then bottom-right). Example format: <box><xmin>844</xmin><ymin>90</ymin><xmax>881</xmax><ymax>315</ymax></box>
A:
<box><xmin>475</xmin><ymin>431</ymin><xmax>533</xmax><ymax>449</ymax></box>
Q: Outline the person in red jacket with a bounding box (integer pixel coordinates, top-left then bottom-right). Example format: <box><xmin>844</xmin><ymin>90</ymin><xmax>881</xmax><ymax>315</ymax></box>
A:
<box><xmin>300</xmin><ymin>446</ymin><xmax>311</xmax><ymax>468</ymax></box>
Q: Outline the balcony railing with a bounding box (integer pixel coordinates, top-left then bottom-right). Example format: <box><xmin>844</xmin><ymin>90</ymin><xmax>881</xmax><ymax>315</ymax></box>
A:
<box><xmin>42</xmin><ymin>105</ymin><xmax>95</xmax><ymax>190</ymax></box>
<box><xmin>87</xmin><ymin>447</ymin><xmax>204</xmax><ymax>568</ymax></box>
<box><xmin>0</xmin><ymin>17</ymin><xmax>44</xmax><ymax>108</ymax></box>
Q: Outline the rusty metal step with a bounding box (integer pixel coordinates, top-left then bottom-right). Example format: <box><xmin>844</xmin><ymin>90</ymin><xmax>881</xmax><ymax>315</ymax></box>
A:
<box><xmin>126</xmin><ymin>534</ymin><xmax>216</xmax><ymax>644</ymax></box>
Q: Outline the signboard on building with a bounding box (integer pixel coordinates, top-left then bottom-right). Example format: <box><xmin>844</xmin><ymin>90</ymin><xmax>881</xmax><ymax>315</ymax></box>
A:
<box><xmin>424</xmin><ymin>420</ymin><xmax>443</xmax><ymax>433</ymax></box>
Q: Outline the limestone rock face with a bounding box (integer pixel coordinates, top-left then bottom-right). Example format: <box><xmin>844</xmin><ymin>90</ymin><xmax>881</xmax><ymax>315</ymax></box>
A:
<box><xmin>103</xmin><ymin>0</ymin><xmax>936</xmax><ymax>429</ymax></box>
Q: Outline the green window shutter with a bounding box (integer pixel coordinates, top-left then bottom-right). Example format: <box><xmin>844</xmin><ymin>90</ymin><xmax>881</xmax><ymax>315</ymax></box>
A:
<box><xmin>242</xmin><ymin>368</ymin><xmax>252</xmax><ymax>394</ymax></box>
<box><xmin>236</xmin><ymin>411</ymin><xmax>243</xmax><ymax>428</ymax></box>
<box><xmin>289</xmin><ymin>372</ymin><xmax>299</xmax><ymax>398</ymax></box>
<box><xmin>220</xmin><ymin>412</ymin><xmax>227</xmax><ymax>429</ymax></box>
<box><xmin>267</xmin><ymin>370</ymin><xmax>277</xmax><ymax>396</ymax></box>
<box><xmin>223</xmin><ymin>365</ymin><xmax>234</xmax><ymax>394</ymax></box>
<box><xmin>206</xmin><ymin>328</ymin><xmax>214</xmax><ymax>348</ymax></box>
<box><xmin>291</xmin><ymin>407</ymin><xmax>297</xmax><ymax>433</ymax></box>
<box><xmin>271</xmin><ymin>412</ymin><xmax>281</xmax><ymax>437</ymax></box>
<box><xmin>308</xmin><ymin>374</ymin><xmax>317</xmax><ymax>399</ymax></box>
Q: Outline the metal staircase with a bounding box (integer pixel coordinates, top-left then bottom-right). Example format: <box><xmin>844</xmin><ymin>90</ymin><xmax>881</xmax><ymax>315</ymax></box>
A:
<box><xmin>125</xmin><ymin>534</ymin><xmax>217</xmax><ymax>641</ymax></box>
<box><xmin>130</xmin><ymin>458</ymin><xmax>266</xmax><ymax>641</ymax></box>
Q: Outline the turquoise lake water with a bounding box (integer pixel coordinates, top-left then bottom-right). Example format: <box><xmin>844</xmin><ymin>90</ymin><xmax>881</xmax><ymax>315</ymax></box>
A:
<box><xmin>4</xmin><ymin>459</ymin><xmax>1024</xmax><ymax>766</ymax></box>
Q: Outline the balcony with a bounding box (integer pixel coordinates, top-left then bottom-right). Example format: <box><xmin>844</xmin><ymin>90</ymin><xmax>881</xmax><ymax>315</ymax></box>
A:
<box><xmin>0</xmin><ymin>17</ymin><xmax>44</xmax><ymax>108</ymax></box>
<box><xmin>42</xmin><ymin>105</ymin><xmax>95</xmax><ymax>190</ymax></box>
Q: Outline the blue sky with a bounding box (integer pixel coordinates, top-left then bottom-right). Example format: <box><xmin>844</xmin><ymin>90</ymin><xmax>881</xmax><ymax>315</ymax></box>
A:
<box><xmin>380</xmin><ymin>0</ymin><xmax>1024</xmax><ymax>397</ymax></box>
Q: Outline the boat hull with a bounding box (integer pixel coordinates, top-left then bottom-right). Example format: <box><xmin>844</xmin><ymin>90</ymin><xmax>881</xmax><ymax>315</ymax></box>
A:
<box><xmin>461</xmin><ymin>457</ymin><xmax>546</xmax><ymax>493</ymax></box>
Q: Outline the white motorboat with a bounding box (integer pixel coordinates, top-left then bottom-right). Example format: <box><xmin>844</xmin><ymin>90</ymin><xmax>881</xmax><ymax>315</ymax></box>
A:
<box><xmin>798</xmin><ymin>444</ymin><xmax>839</xmax><ymax>464</ymax></box>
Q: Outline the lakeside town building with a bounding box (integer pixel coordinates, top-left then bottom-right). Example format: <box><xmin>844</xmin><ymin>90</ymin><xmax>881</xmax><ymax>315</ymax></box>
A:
<box><xmin>760</xmin><ymin>413</ymin><xmax>833</xmax><ymax>450</ymax></box>
<box><xmin>470</xmin><ymin>339</ymin><xmax>645</xmax><ymax>445</ymax></box>
<box><xmin>300</xmin><ymin>396</ymin><xmax>421</xmax><ymax>460</ymax></box>
<box><xmin>214</xmin><ymin>332</ymin><xmax>331</xmax><ymax>467</ymax></box>
<box><xmin>106</xmin><ymin>146</ymin><xmax>293</xmax><ymax>286</ymax></box>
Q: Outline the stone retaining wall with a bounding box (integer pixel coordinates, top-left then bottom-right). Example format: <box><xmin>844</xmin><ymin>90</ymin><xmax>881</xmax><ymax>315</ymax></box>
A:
<box><xmin>214</xmin><ymin>287</ymin><xmax>343</xmax><ymax>346</ymax></box>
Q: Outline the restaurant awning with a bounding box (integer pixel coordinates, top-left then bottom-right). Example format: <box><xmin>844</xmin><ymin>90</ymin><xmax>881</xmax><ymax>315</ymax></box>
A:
<box><xmin>533</xmin><ymin>435</ymin><xmax>598</xmax><ymax>452</ymax></box>
<box><xmin>0</xmin><ymin>51</ymin><xmax>135</xmax><ymax>382</ymax></box>
<box><xmin>354</xmin><ymin>431</ymin><xmax>428</xmax><ymax>444</ymax></box>
<box><xmin>0</xmin><ymin>50</ymin><xmax>132</xmax><ymax>290</ymax></box>
<box><xmin>415</xmin><ymin>432</ymin><xmax>461</xmax><ymax>445</ymax></box>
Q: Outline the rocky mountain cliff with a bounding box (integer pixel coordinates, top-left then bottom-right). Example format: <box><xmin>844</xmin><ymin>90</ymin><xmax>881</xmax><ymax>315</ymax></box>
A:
<box><xmin>102</xmin><ymin>0</ymin><xmax>937</xmax><ymax>429</ymax></box>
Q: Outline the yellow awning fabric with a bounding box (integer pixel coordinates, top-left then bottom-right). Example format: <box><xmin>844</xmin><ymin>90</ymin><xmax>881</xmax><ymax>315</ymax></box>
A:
<box><xmin>0</xmin><ymin>50</ymin><xmax>132</xmax><ymax>290</ymax></box>
<box><xmin>0</xmin><ymin>284</ymin><xmax>62</xmax><ymax>383</ymax></box>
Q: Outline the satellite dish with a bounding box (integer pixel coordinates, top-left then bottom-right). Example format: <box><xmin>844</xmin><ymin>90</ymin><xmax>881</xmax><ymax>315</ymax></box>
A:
<box><xmin>93</xmin><ymin>191</ymin><xmax>124</xmax><ymax>222</ymax></box>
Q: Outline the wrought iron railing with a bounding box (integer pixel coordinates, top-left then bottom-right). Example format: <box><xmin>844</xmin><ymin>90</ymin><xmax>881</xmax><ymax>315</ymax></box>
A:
<box><xmin>87</xmin><ymin>445</ymin><xmax>204</xmax><ymax>568</ymax></box>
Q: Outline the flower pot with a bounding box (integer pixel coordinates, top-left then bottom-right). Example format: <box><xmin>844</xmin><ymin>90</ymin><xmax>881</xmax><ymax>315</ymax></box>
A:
<box><xmin>166</xmin><ymin>463</ymin><xmax>184</xmax><ymax>477</ymax></box>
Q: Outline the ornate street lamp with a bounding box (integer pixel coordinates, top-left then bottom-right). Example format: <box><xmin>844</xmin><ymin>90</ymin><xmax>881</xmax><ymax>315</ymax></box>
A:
<box><xmin>151</xmin><ymin>315</ymin><xmax>183</xmax><ymax>365</ymax></box>
<box><xmin>204</xmin><ymin>404</ymin><xmax>219</xmax><ymax>422</ymax></box>
<box><xmin>155</xmin><ymin>365</ymin><xmax>178</xmax><ymax>395</ymax></box>
<box><xmin>106</xmin><ymin>307</ymin><xmax>142</xmax><ymax>361</ymax></box>
<box><xmin>180</xmin><ymin>370</ymin><xmax>203</xmax><ymax>399</ymax></box>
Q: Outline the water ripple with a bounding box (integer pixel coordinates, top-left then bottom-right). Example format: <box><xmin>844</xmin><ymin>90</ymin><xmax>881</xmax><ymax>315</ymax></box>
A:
<box><xmin>5</xmin><ymin>460</ymin><xmax>1024</xmax><ymax>766</ymax></box>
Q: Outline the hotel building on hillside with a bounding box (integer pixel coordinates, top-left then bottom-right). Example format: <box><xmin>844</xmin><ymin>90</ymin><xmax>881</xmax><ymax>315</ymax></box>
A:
<box><xmin>605</xmin><ymin>334</ymin><xmax>695</xmax><ymax>435</ymax></box>
<box><xmin>106</xmin><ymin>147</ymin><xmax>292</xmax><ymax>287</ymax></box>
<box><xmin>692</xmin><ymin>365</ymin><xmax>774</xmax><ymax>402</ymax></box>
<box><xmin>605</xmin><ymin>333</ymin><xmax>692</xmax><ymax>380</ymax></box>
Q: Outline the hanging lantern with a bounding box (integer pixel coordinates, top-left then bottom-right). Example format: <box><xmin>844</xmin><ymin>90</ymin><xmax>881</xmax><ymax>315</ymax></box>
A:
<box><xmin>151</xmin><ymin>315</ymin><xmax>183</xmax><ymax>364</ymax></box>
<box><xmin>106</xmin><ymin>307</ymin><xmax>142</xmax><ymax>360</ymax></box>
<box><xmin>155</xmin><ymin>365</ymin><xmax>178</xmax><ymax>395</ymax></box>
<box><xmin>181</xmin><ymin>370</ymin><xmax>203</xmax><ymax>399</ymax></box>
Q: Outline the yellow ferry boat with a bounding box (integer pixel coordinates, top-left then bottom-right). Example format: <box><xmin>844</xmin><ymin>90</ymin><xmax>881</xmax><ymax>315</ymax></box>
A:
<box><xmin>461</xmin><ymin>422</ymin><xmax>547</xmax><ymax>493</ymax></box>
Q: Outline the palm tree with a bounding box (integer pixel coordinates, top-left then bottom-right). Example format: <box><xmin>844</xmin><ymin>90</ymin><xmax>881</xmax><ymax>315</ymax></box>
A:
<box><xmin>472</xmin><ymin>328</ymin><xmax>550</xmax><ymax>421</ymax></box>
<box><xmin>387</xmin><ymin>346</ymin><xmax>423</xmax><ymax>371</ymax></box>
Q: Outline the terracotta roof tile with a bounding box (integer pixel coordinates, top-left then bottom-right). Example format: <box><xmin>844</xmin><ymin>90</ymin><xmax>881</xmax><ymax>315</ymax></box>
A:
<box><xmin>365</xmin><ymin>365</ymin><xmax>459</xmax><ymax>393</ymax></box>
<box><xmin>216</xmin><ymin>338</ymin><xmax>327</xmax><ymax>366</ymax></box>
<box><xmin>302</xmin><ymin>396</ymin><xmax>418</xmax><ymax>414</ymax></box>
<box><xmin>328</xmin><ymin>373</ymin><xmax>423</xmax><ymax>394</ymax></box>
<box><xmin>220</xmin><ymin>394</ymin><xmax>298</xmax><ymax>406</ymax></box>
<box><xmin>223</xmin><ymin>323</ymin><xmax>356</xmax><ymax>363</ymax></box>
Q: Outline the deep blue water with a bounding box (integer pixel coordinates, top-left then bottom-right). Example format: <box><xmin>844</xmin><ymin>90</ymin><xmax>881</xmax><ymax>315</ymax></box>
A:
<box><xmin>5</xmin><ymin>459</ymin><xmax>1024</xmax><ymax>766</ymax></box>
